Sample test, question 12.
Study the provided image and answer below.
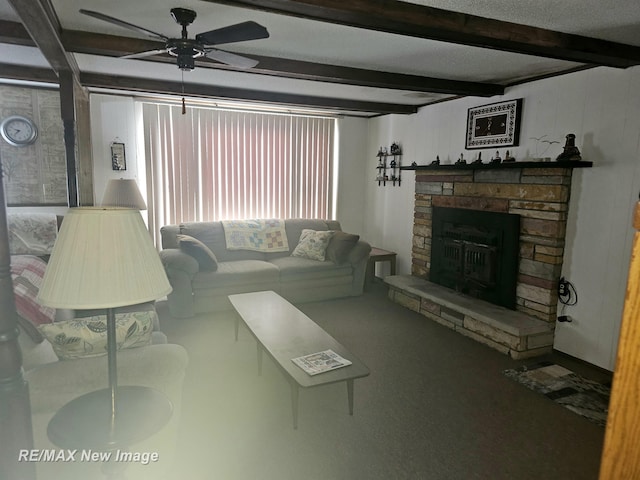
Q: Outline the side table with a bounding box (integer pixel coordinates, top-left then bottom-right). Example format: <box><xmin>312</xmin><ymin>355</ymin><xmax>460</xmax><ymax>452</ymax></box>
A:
<box><xmin>366</xmin><ymin>247</ymin><xmax>397</xmax><ymax>288</ymax></box>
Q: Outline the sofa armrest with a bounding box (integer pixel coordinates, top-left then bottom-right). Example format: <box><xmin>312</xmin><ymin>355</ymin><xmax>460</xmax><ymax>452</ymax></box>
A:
<box><xmin>159</xmin><ymin>249</ymin><xmax>198</xmax><ymax>318</ymax></box>
<box><xmin>160</xmin><ymin>248</ymin><xmax>199</xmax><ymax>276</ymax></box>
<box><xmin>25</xmin><ymin>343</ymin><xmax>189</xmax><ymax>414</ymax></box>
<box><xmin>348</xmin><ymin>240</ymin><xmax>372</xmax><ymax>265</ymax></box>
<box><xmin>348</xmin><ymin>240</ymin><xmax>372</xmax><ymax>295</ymax></box>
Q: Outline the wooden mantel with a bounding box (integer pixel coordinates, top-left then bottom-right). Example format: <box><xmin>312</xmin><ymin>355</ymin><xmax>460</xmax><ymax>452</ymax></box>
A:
<box><xmin>401</xmin><ymin>160</ymin><xmax>593</xmax><ymax>171</ymax></box>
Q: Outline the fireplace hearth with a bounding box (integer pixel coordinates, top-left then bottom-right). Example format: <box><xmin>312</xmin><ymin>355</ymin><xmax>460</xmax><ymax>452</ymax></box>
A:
<box><xmin>430</xmin><ymin>207</ymin><xmax>520</xmax><ymax>309</ymax></box>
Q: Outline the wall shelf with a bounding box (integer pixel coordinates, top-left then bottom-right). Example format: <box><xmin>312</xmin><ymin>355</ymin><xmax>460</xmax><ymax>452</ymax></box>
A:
<box><xmin>401</xmin><ymin>160</ymin><xmax>593</xmax><ymax>171</ymax></box>
<box><xmin>376</xmin><ymin>143</ymin><xmax>402</xmax><ymax>186</ymax></box>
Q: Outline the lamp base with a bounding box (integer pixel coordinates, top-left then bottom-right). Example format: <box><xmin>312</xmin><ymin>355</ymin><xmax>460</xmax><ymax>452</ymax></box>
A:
<box><xmin>47</xmin><ymin>386</ymin><xmax>173</xmax><ymax>450</ymax></box>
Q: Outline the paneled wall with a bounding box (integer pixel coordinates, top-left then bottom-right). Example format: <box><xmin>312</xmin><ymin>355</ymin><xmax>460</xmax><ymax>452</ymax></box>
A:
<box><xmin>363</xmin><ymin>66</ymin><xmax>640</xmax><ymax>370</ymax></box>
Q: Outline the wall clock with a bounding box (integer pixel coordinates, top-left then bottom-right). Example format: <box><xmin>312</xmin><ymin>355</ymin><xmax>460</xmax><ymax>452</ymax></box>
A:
<box><xmin>1</xmin><ymin>115</ymin><xmax>38</xmax><ymax>147</ymax></box>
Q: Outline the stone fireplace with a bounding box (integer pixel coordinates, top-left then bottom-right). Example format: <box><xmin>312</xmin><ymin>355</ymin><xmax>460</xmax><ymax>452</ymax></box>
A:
<box><xmin>386</xmin><ymin>162</ymin><xmax>591</xmax><ymax>358</ymax></box>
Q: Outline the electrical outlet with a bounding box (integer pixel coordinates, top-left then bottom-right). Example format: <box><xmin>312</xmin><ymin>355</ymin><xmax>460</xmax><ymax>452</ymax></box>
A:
<box><xmin>558</xmin><ymin>277</ymin><xmax>569</xmax><ymax>297</ymax></box>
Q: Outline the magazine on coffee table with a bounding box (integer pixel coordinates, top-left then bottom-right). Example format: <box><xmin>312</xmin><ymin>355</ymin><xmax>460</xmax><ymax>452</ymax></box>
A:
<box><xmin>292</xmin><ymin>349</ymin><xmax>352</xmax><ymax>376</ymax></box>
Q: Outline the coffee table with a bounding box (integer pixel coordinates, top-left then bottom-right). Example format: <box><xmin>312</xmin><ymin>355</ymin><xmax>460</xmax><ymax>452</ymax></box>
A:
<box><xmin>229</xmin><ymin>290</ymin><xmax>370</xmax><ymax>428</ymax></box>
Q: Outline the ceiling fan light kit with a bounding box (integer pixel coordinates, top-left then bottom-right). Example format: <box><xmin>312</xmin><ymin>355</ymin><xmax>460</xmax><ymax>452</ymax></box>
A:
<box><xmin>79</xmin><ymin>7</ymin><xmax>269</xmax><ymax>71</ymax></box>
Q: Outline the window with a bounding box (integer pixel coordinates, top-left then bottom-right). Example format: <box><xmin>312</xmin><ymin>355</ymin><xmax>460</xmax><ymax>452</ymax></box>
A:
<box><xmin>142</xmin><ymin>103</ymin><xmax>336</xmax><ymax>245</ymax></box>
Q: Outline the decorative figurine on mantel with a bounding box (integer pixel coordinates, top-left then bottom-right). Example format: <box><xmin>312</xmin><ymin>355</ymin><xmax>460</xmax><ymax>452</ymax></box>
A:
<box><xmin>472</xmin><ymin>152</ymin><xmax>483</xmax><ymax>164</ymax></box>
<box><xmin>411</xmin><ymin>161</ymin><xmax>418</xmax><ymax>167</ymax></box>
<box><xmin>430</xmin><ymin>155</ymin><xmax>440</xmax><ymax>166</ymax></box>
<box><xmin>455</xmin><ymin>153</ymin><xmax>466</xmax><ymax>165</ymax></box>
<box><xmin>490</xmin><ymin>151</ymin><xmax>502</xmax><ymax>164</ymax></box>
<box><xmin>556</xmin><ymin>133</ymin><xmax>582</xmax><ymax>161</ymax></box>
<box><xmin>503</xmin><ymin>150</ymin><xmax>515</xmax><ymax>162</ymax></box>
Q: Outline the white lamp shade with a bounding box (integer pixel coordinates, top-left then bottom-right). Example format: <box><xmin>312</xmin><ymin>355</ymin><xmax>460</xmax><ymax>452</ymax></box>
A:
<box><xmin>37</xmin><ymin>207</ymin><xmax>172</xmax><ymax>309</ymax></box>
<box><xmin>101</xmin><ymin>179</ymin><xmax>147</xmax><ymax>209</ymax></box>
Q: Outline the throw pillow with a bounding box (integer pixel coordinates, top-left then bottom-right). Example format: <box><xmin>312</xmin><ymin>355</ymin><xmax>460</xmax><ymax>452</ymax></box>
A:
<box><xmin>177</xmin><ymin>234</ymin><xmax>218</xmax><ymax>271</ymax></box>
<box><xmin>38</xmin><ymin>311</ymin><xmax>154</xmax><ymax>360</ymax></box>
<box><xmin>291</xmin><ymin>229</ymin><xmax>335</xmax><ymax>261</ymax></box>
<box><xmin>10</xmin><ymin>255</ymin><xmax>55</xmax><ymax>343</ymax></box>
<box><xmin>326</xmin><ymin>231</ymin><xmax>360</xmax><ymax>264</ymax></box>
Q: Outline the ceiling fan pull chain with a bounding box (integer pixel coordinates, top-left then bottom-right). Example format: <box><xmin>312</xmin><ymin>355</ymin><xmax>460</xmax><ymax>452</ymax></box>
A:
<box><xmin>181</xmin><ymin>71</ymin><xmax>186</xmax><ymax>115</ymax></box>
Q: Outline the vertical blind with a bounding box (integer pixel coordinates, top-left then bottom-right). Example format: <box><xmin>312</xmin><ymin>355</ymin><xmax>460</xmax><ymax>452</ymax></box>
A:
<box><xmin>142</xmin><ymin>103</ymin><xmax>336</xmax><ymax>246</ymax></box>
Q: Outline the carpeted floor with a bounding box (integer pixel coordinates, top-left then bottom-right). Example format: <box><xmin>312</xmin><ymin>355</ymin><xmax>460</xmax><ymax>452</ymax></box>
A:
<box><xmin>158</xmin><ymin>283</ymin><xmax>610</xmax><ymax>480</ymax></box>
<box><xmin>503</xmin><ymin>362</ymin><xmax>611</xmax><ymax>427</ymax></box>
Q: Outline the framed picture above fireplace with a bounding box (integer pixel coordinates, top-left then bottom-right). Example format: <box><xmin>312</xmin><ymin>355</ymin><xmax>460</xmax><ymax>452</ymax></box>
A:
<box><xmin>465</xmin><ymin>98</ymin><xmax>523</xmax><ymax>149</ymax></box>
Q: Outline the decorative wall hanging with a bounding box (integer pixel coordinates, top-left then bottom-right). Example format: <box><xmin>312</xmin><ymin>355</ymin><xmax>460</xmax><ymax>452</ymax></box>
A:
<box><xmin>466</xmin><ymin>99</ymin><xmax>523</xmax><ymax>149</ymax></box>
<box><xmin>111</xmin><ymin>141</ymin><xmax>126</xmax><ymax>171</ymax></box>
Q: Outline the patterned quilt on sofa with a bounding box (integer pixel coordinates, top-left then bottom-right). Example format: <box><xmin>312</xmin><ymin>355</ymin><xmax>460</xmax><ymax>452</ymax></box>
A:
<box><xmin>221</xmin><ymin>219</ymin><xmax>289</xmax><ymax>252</ymax></box>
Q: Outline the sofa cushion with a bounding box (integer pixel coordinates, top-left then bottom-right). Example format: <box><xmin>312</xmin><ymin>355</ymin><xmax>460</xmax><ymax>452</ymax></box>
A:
<box><xmin>326</xmin><ymin>231</ymin><xmax>360</xmax><ymax>264</ymax></box>
<box><xmin>284</xmin><ymin>219</ymin><xmax>334</xmax><ymax>252</ymax></box>
<box><xmin>291</xmin><ymin>229</ymin><xmax>335</xmax><ymax>261</ymax></box>
<box><xmin>10</xmin><ymin>255</ymin><xmax>55</xmax><ymax>343</ymax></box>
<box><xmin>38</xmin><ymin>311</ymin><xmax>154</xmax><ymax>360</ymax></box>
<box><xmin>269</xmin><ymin>256</ymin><xmax>352</xmax><ymax>281</ymax></box>
<box><xmin>8</xmin><ymin>213</ymin><xmax>58</xmax><ymax>255</ymax></box>
<box><xmin>192</xmin><ymin>260</ymin><xmax>280</xmax><ymax>289</ymax></box>
<box><xmin>75</xmin><ymin>302</ymin><xmax>161</xmax><ymax>331</ymax></box>
<box><xmin>177</xmin><ymin>234</ymin><xmax>218</xmax><ymax>271</ymax></box>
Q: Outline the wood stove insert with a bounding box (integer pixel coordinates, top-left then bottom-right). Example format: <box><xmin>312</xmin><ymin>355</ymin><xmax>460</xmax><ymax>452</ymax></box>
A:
<box><xmin>430</xmin><ymin>207</ymin><xmax>520</xmax><ymax>309</ymax></box>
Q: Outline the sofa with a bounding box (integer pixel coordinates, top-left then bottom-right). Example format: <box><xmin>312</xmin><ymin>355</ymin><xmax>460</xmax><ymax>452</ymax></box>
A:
<box><xmin>16</xmin><ymin>301</ymin><xmax>189</xmax><ymax>480</ymax></box>
<box><xmin>160</xmin><ymin>219</ymin><xmax>371</xmax><ymax>318</ymax></box>
<box><xmin>8</xmin><ymin>243</ymin><xmax>188</xmax><ymax>480</ymax></box>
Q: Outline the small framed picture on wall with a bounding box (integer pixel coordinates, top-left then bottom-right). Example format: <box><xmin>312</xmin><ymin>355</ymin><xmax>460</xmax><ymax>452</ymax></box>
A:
<box><xmin>465</xmin><ymin>99</ymin><xmax>523</xmax><ymax>149</ymax></box>
<box><xmin>111</xmin><ymin>142</ymin><xmax>126</xmax><ymax>171</ymax></box>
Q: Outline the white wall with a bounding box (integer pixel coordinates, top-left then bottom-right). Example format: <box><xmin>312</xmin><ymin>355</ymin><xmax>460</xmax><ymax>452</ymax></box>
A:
<box><xmin>334</xmin><ymin>117</ymin><xmax>369</xmax><ymax>234</ymax></box>
<box><xmin>89</xmin><ymin>94</ymin><xmax>144</xmax><ymax>205</ymax></box>
<box><xmin>362</xmin><ymin>116</ymin><xmax>416</xmax><ymax>277</ymax></box>
<box><xmin>362</xmin><ymin>66</ymin><xmax>640</xmax><ymax>370</ymax></box>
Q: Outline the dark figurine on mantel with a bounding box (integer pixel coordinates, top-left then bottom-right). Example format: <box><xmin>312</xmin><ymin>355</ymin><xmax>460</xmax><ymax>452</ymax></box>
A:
<box><xmin>455</xmin><ymin>153</ymin><xmax>466</xmax><ymax>165</ymax></box>
<box><xmin>503</xmin><ymin>150</ymin><xmax>515</xmax><ymax>162</ymax></box>
<box><xmin>472</xmin><ymin>152</ymin><xmax>483</xmax><ymax>164</ymax></box>
<box><xmin>490</xmin><ymin>151</ymin><xmax>502</xmax><ymax>164</ymax></box>
<box><xmin>430</xmin><ymin>155</ymin><xmax>440</xmax><ymax>166</ymax></box>
<box><xmin>556</xmin><ymin>133</ymin><xmax>582</xmax><ymax>161</ymax></box>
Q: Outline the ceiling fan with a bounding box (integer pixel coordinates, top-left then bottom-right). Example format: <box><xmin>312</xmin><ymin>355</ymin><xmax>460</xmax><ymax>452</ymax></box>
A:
<box><xmin>79</xmin><ymin>7</ymin><xmax>269</xmax><ymax>71</ymax></box>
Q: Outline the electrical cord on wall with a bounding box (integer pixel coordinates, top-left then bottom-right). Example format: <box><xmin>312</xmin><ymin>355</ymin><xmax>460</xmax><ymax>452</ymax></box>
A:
<box><xmin>557</xmin><ymin>277</ymin><xmax>577</xmax><ymax>322</ymax></box>
<box><xmin>558</xmin><ymin>277</ymin><xmax>578</xmax><ymax>306</ymax></box>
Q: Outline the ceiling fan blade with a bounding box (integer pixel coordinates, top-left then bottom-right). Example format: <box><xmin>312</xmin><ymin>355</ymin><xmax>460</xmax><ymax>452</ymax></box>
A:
<box><xmin>80</xmin><ymin>9</ymin><xmax>169</xmax><ymax>41</ymax></box>
<box><xmin>196</xmin><ymin>21</ymin><xmax>269</xmax><ymax>46</ymax></box>
<box><xmin>205</xmin><ymin>49</ymin><xmax>259</xmax><ymax>69</ymax></box>
<box><xmin>120</xmin><ymin>49</ymin><xmax>169</xmax><ymax>60</ymax></box>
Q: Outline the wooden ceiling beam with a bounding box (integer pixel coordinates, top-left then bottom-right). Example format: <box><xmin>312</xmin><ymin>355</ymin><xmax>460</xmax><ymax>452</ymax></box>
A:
<box><xmin>58</xmin><ymin>28</ymin><xmax>503</xmax><ymax>97</ymax></box>
<box><xmin>0</xmin><ymin>21</ymin><xmax>504</xmax><ymax>96</ymax></box>
<box><xmin>0</xmin><ymin>62</ymin><xmax>58</xmax><ymax>84</ymax></box>
<box><xmin>6</xmin><ymin>0</ymin><xmax>80</xmax><ymax>80</ymax></box>
<box><xmin>203</xmin><ymin>0</ymin><xmax>640</xmax><ymax>68</ymax></box>
<box><xmin>0</xmin><ymin>58</ymin><xmax>419</xmax><ymax>116</ymax></box>
<box><xmin>79</xmin><ymin>72</ymin><xmax>418</xmax><ymax>115</ymax></box>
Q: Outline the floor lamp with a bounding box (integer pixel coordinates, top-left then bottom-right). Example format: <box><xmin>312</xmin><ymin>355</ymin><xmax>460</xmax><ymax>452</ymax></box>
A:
<box><xmin>36</xmin><ymin>207</ymin><xmax>173</xmax><ymax>452</ymax></box>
